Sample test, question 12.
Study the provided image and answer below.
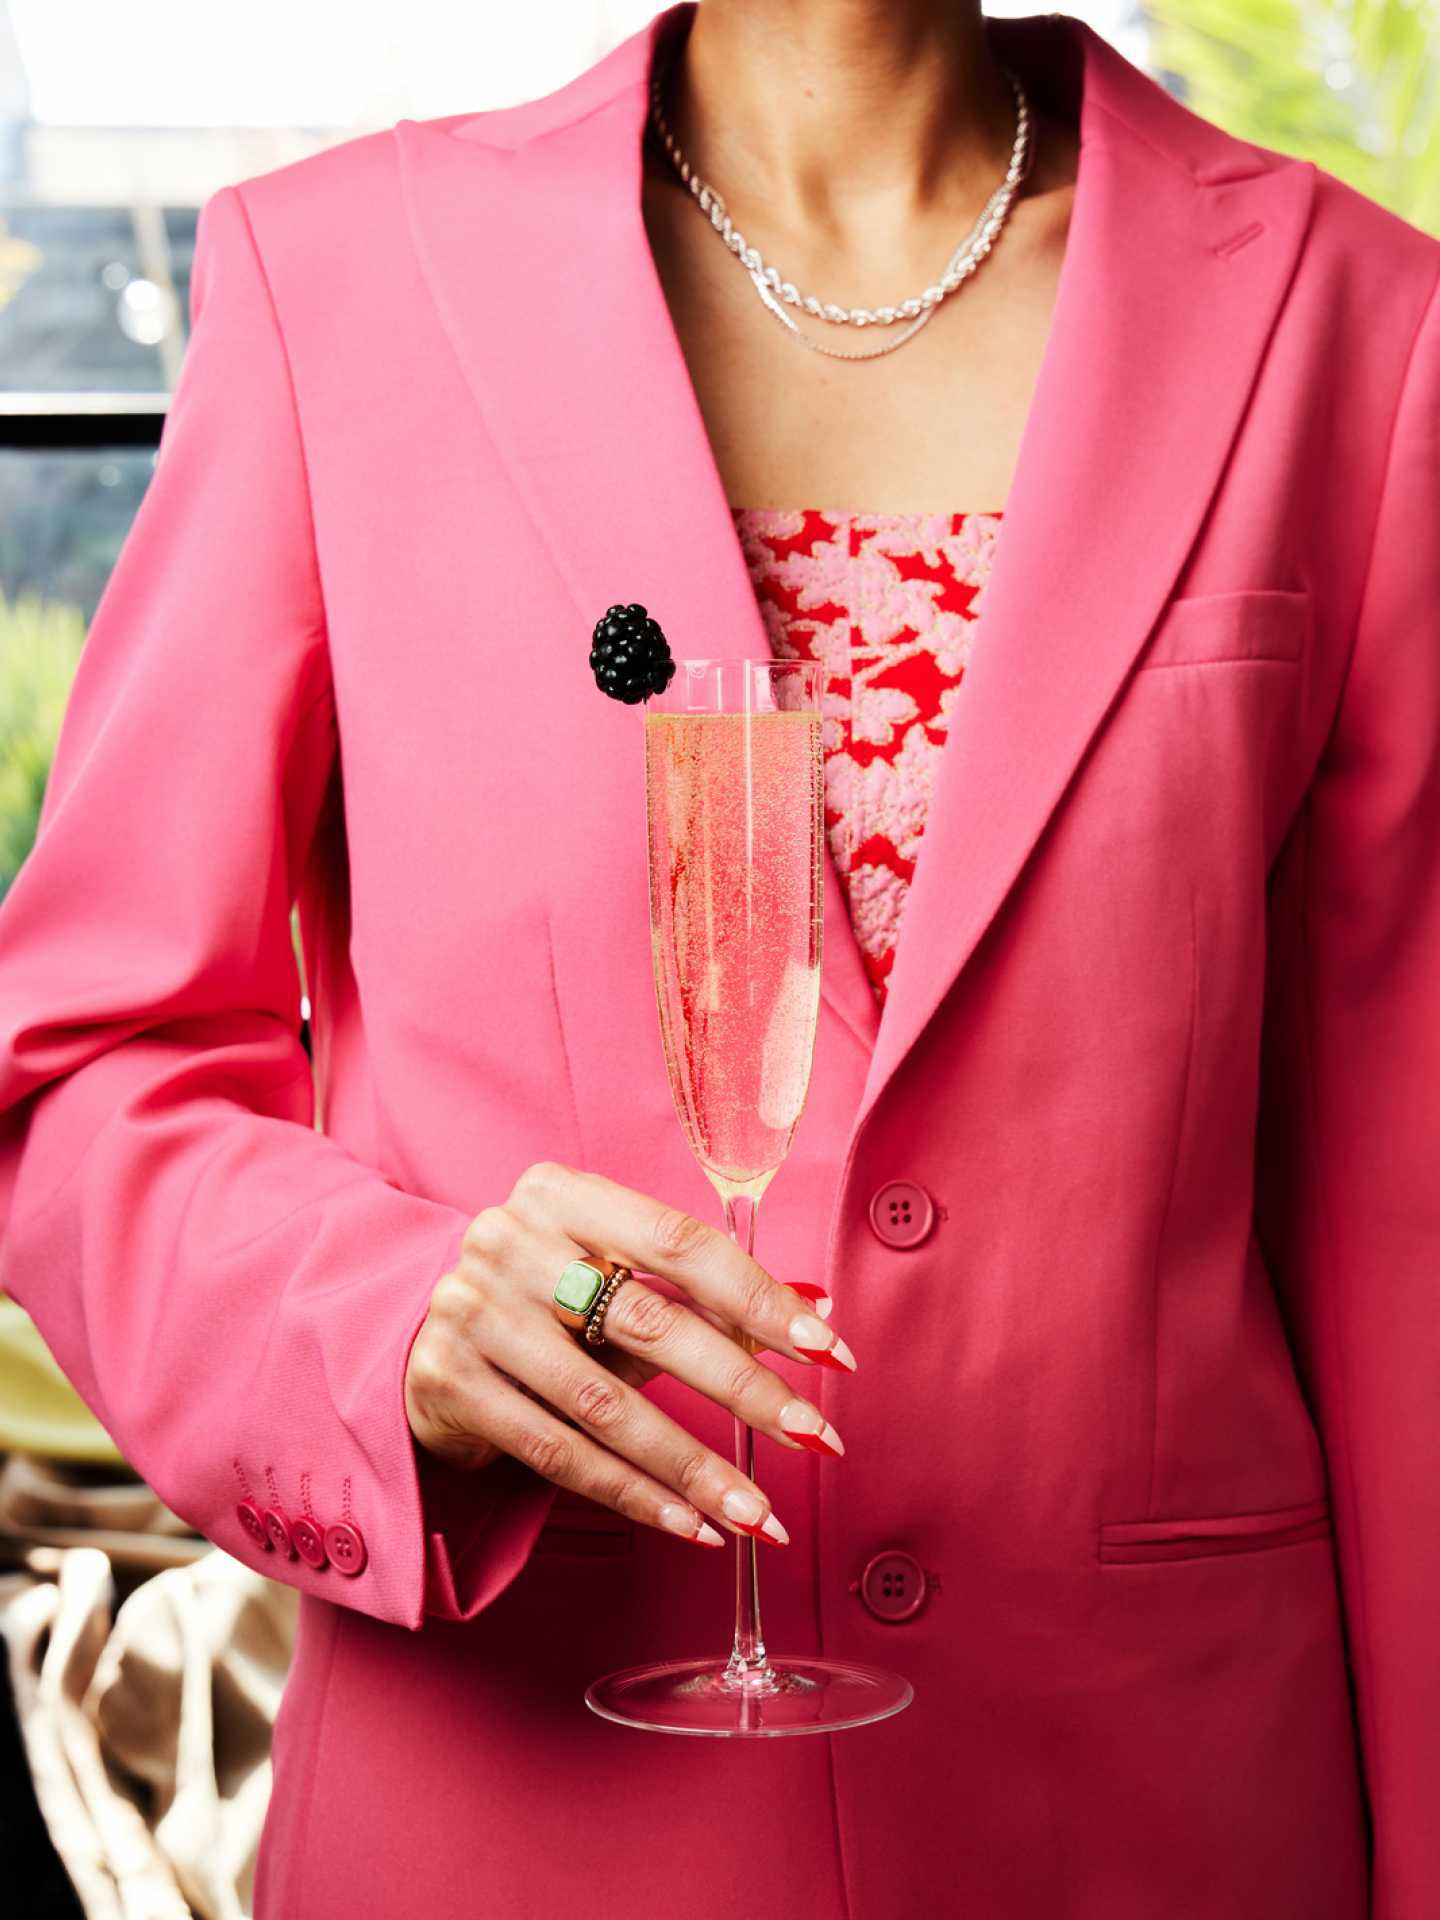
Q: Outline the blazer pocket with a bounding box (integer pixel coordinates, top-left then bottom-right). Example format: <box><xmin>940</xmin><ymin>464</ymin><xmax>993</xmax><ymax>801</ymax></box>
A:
<box><xmin>1098</xmin><ymin>1494</ymin><xmax>1331</xmax><ymax>1565</ymax></box>
<box><xmin>1135</xmin><ymin>587</ymin><xmax>1311</xmax><ymax>670</ymax></box>
<box><xmin>533</xmin><ymin>1485</ymin><xmax>633</xmax><ymax>1557</ymax></box>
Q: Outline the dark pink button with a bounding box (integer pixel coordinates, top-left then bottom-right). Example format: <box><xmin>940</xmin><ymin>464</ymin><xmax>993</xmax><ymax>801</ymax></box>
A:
<box><xmin>264</xmin><ymin>1507</ymin><xmax>297</xmax><ymax>1558</ymax></box>
<box><xmin>855</xmin><ymin>1549</ymin><xmax>929</xmax><ymax>1623</ymax></box>
<box><xmin>236</xmin><ymin>1499</ymin><xmax>272</xmax><ymax>1551</ymax></box>
<box><xmin>292</xmin><ymin>1515</ymin><xmax>328</xmax><ymax>1569</ymax></box>
<box><xmin>324</xmin><ymin>1521</ymin><xmax>367</xmax><ymax>1577</ymax></box>
<box><xmin>868</xmin><ymin>1180</ymin><xmax>936</xmax><ymax>1249</ymax></box>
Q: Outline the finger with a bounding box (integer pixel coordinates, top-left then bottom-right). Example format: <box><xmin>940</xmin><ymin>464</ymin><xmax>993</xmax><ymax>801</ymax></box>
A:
<box><xmin>597</xmin><ymin>1347</ymin><xmax>659</xmax><ymax>1391</ymax></box>
<box><xmin>500</xmin><ymin>1347</ymin><xmax>655</xmax><ymax>1399</ymax></box>
<box><xmin>600</xmin><ymin>1276</ymin><xmax>845</xmax><ymax>1459</ymax></box>
<box><xmin>506</xmin><ymin>1162</ymin><xmax>854</xmax><ymax>1373</ymax></box>
<box><xmin>482</xmin><ymin>1290</ymin><xmax>792</xmax><ymax>1545</ymax></box>
<box><xmin>432</xmin><ymin>1353</ymin><xmax>729</xmax><ymax>1548</ymax></box>
<box><xmin>685</xmin><ymin>1289</ymin><xmax>828</xmax><ymax>1353</ymax></box>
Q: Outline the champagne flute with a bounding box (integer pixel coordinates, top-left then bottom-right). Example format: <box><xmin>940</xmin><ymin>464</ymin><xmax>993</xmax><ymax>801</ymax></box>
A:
<box><xmin>584</xmin><ymin>657</ymin><xmax>913</xmax><ymax>1737</ymax></box>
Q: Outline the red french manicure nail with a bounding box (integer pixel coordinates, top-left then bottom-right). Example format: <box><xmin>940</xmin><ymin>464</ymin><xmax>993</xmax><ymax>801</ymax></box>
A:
<box><xmin>745</xmin><ymin>1523</ymin><xmax>788</xmax><ymax>1546</ymax></box>
<box><xmin>788</xmin><ymin>1314</ymin><xmax>856</xmax><ymax>1372</ymax></box>
<box><xmin>781</xmin><ymin>1425</ymin><xmax>845</xmax><ymax>1459</ymax></box>
<box><xmin>727</xmin><ymin>1513</ymin><xmax>789</xmax><ymax>1546</ymax></box>
<box><xmin>794</xmin><ymin>1344</ymin><xmax>856</xmax><ymax>1373</ymax></box>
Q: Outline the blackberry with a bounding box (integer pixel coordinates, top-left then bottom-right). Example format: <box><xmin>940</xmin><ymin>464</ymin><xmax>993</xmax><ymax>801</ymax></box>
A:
<box><xmin>589</xmin><ymin>602</ymin><xmax>676</xmax><ymax>704</ymax></box>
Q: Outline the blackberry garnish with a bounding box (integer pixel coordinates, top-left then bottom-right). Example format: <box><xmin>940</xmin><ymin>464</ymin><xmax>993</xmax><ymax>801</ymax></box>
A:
<box><xmin>589</xmin><ymin>603</ymin><xmax>677</xmax><ymax>704</ymax></box>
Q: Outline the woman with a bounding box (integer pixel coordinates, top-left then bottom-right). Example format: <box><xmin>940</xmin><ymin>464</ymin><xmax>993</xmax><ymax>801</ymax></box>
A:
<box><xmin>0</xmin><ymin>1</ymin><xmax>1435</xmax><ymax>1913</ymax></box>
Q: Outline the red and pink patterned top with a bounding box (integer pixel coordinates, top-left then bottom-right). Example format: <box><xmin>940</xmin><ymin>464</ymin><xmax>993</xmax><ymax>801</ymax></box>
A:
<box><xmin>730</xmin><ymin>505</ymin><xmax>1005</xmax><ymax>1009</ymax></box>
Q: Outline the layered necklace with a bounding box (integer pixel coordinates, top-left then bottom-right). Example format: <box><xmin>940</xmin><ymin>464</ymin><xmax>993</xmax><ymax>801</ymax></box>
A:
<box><xmin>646</xmin><ymin>39</ymin><xmax>1037</xmax><ymax>361</ymax></box>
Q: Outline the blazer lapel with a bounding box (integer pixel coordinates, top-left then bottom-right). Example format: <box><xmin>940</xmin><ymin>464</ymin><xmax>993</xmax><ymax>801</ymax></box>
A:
<box><xmin>396</xmin><ymin>1</ymin><xmax>1316</xmax><ymax>1141</ymax></box>
<box><xmin>848</xmin><ymin>17</ymin><xmax>1317</xmax><ymax>1139</ymax></box>
<box><xmin>393</xmin><ymin>4</ymin><xmax>879</xmax><ymax>1058</ymax></box>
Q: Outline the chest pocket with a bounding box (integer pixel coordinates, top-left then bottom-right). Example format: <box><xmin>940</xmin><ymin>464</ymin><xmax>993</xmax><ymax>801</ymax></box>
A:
<box><xmin>1136</xmin><ymin>587</ymin><xmax>1310</xmax><ymax>670</ymax></box>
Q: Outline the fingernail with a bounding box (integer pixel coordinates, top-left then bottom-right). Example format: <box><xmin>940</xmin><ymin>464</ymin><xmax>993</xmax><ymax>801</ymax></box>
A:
<box><xmin>720</xmin><ymin>1490</ymin><xmax>787</xmax><ymax>1544</ymax></box>
<box><xmin>721</xmin><ymin>1487</ymin><xmax>763</xmax><ymax>1527</ymax></box>
<box><xmin>726</xmin><ymin>1508</ymin><xmax>790</xmax><ymax>1546</ymax></box>
<box><xmin>778</xmin><ymin>1399</ymin><xmax>845</xmax><ymax>1458</ymax></box>
<box><xmin>788</xmin><ymin>1314</ymin><xmax>858</xmax><ymax>1372</ymax></box>
<box><xmin>659</xmin><ymin>1502</ymin><xmax>724</xmax><ymax>1546</ymax></box>
<box><xmin>789</xmin><ymin>1282</ymin><xmax>834</xmax><ymax>1321</ymax></box>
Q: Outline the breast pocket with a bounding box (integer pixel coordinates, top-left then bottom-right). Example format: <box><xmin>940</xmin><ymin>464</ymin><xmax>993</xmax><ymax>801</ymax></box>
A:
<box><xmin>1135</xmin><ymin>587</ymin><xmax>1311</xmax><ymax>671</ymax></box>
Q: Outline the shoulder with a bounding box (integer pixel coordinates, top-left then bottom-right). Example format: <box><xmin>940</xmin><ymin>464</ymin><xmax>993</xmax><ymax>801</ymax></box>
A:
<box><xmin>188</xmin><ymin>112</ymin><xmax>487</xmax><ymax>320</ymax></box>
<box><xmin>204</xmin><ymin>9</ymin><xmax>635</xmax><ymax>242</ymax></box>
<box><xmin>205</xmin><ymin>122</ymin><xmax>422</xmax><ymax>268</ymax></box>
<box><xmin>1198</xmin><ymin>106</ymin><xmax>1437</xmax><ymax>319</ymax></box>
<box><xmin>1302</xmin><ymin>154</ymin><xmax>1440</xmax><ymax>294</ymax></box>
<box><xmin>195</xmin><ymin>80</ymin><xmax>598</xmax><ymax>284</ymax></box>
<box><xmin>194</xmin><ymin>7</ymin><xmax>650</xmax><ymax>262</ymax></box>
<box><xmin>1082</xmin><ymin>25</ymin><xmax>1439</xmax><ymax>328</ymax></box>
<box><xmin>1287</xmin><ymin>160</ymin><xmax>1440</xmax><ymax>383</ymax></box>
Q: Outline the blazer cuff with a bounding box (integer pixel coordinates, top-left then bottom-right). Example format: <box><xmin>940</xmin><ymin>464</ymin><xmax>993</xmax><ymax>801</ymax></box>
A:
<box><xmin>399</xmin><ymin>1248</ymin><xmax>561</xmax><ymax>1626</ymax></box>
<box><xmin>417</xmin><ymin>1446</ymin><xmax>559</xmax><ymax>1624</ymax></box>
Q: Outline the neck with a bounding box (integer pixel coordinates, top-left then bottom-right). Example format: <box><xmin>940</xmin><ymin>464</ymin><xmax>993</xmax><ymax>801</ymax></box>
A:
<box><xmin>655</xmin><ymin>0</ymin><xmax>1018</xmax><ymax>236</ymax></box>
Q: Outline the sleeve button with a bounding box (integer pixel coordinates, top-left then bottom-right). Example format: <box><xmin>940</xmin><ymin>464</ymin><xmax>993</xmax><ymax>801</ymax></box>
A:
<box><xmin>264</xmin><ymin>1507</ymin><xmax>297</xmax><ymax>1558</ymax></box>
<box><xmin>292</xmin><ymin>1515</ymin><xmax>329</xmax><ymax>1569</ymax></box>
<box><xmin>236</xmin><ymin>1499</ymin><xmax>272</xmax><ymax>1551</ymax></box>
<box><xmin>323</xmin><ymin>1521</ymin><xmax>368</xmax><ymax>1576</ymax></box>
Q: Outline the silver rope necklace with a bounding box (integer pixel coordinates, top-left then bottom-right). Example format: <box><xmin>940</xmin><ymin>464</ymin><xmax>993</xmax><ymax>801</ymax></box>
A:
<box><xmin>647</xmin><ymin>46</ymin><xmax>1036</xmax><ymax>361</ymax></box>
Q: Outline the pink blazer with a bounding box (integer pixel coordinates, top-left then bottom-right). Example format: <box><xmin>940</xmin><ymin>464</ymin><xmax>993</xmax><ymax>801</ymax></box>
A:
<box><xmin>2</xmin><ymin>5</ymin><xmax>1437</xmax><ymax>1914</ymax></box>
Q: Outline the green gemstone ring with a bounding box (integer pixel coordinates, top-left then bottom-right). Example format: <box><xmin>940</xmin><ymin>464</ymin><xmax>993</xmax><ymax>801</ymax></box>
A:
<box><xmin>551</xmin><ymin>1254</ymin><xmax>631</xmax><ymax>1346</ymax></box>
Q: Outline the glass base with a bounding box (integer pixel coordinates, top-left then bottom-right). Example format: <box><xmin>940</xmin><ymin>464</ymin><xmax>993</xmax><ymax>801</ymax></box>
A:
<box><xmin>585</xmin><ymin>1652</ymin><xmax>913</xmax><ymax>1737</ymax></box>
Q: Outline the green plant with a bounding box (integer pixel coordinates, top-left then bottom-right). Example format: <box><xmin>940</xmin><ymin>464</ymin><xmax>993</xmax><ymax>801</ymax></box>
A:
<box><xmin>1145</xmin><ymin>0</ymin><xmax>1440</xmax><ymax>234</ymax></box>
<box><xmin>0</xmin><ymin>588</ymin><xmax>87</xmax><ymax>901</ymax></box>
<box><xmin>0</xmin><ymin>583</ymin><xmax>310</xmax><ymax>976</ymax></box>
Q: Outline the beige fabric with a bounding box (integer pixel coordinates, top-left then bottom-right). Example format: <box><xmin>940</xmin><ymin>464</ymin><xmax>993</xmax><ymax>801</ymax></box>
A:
<box><xmin>0</xmin><ymin>1456</ymin><xmax>296</xmax><ymax>1919</ymax></box>
<box><xmin>0</xmin><ymin>1451</ymin><xmax>199</xmax><ymax>1558</ymax></box>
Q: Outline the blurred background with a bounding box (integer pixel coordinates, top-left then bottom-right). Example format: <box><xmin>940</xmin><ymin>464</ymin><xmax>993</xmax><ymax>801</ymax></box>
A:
<box><xmin>0</xmin><ymin>3</ymin><xmax>1436</xmax><ymax>1913</ymax></box>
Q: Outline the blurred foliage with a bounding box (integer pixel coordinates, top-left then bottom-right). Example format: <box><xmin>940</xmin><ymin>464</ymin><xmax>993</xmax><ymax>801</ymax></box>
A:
<box><xmin>0</xmin><ymin>588</ymin><xmax>86</xmax><ymax>902</ymax></box>
<box><xmin>1146</xmin><ymin>0</ymin><xmax>1440</xmax><ymax>234</ymax></box>
<box><xmin>0</xmin><ymin>587</ymin><xmax>307</xmax><ymax>985</ymax></box>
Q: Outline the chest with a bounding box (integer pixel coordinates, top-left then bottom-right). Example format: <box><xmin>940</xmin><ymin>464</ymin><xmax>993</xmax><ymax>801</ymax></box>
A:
<box><xmin>640</xmin><ymin>159</ymin><xmax>1074</xmax><ymax>517</ymax></box>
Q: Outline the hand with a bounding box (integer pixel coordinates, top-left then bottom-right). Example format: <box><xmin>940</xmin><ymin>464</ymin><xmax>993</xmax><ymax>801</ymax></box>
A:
<box><xmin>404</xmin><ymin>1161</ymin><xmax>855</xmax><ymax>1549</ymax></box>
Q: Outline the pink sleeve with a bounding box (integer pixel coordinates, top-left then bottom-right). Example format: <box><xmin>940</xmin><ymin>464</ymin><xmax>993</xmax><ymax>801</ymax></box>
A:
<box><xmin>0</xmin><ymin>183</ymin><xmax>547</xmax><ymax>1631</ymax></box>
<box><xmin>1255</xmin><ymin>265</ymin><xmax>1440</xmax><ymax>1917</ymax></box>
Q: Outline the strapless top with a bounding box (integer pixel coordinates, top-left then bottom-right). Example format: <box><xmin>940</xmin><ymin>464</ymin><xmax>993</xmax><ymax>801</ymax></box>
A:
<box><xmin>730</xmin><ymin>505</ymin><xmax>1005</xmax><ymax>1008</ymax></box>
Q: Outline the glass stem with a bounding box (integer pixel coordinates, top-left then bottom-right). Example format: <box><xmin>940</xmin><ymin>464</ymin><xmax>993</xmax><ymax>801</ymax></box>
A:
<box><xmin>721</xmin><ymin>1189</ymin><xmax>775</xmax><ymax>1686</ymax></box>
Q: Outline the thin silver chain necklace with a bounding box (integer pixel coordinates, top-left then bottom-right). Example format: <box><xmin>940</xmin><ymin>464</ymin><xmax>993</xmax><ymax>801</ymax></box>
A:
<box><xmin>647</xmin><ymin>46</ymin><xmax>1036</xmax><ymax>361</ymax></box>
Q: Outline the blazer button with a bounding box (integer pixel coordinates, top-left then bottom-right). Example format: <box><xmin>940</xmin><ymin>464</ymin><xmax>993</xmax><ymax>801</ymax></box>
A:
<box><xmin>264</xmin><ymin>1507</ymin><xmax>297</xmax><ymax>1559</ymax></box>
<box><xmin>324</xmin><ymin>1521</ymin><xmax>368</xmax><ymax>1577</ymax></box>
<box><xmin>867</xmin><ymin>1180</ymin><xmax>936</xmax><ymax>1249</ymax></box>
<box><xmin>853</xmin><ymin>1549</ymin><xmax>930</xmax><ymax>1622</ymax></box>
<box><xmin>236</xmin><ymin>1499</ymin><xmax>272</xmax><ymax>1551</ymax></box>
<box><xmin>291</xmin><ymin>1515</ymin><xmax>329</xmax><ymax>1569</ymax></box>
